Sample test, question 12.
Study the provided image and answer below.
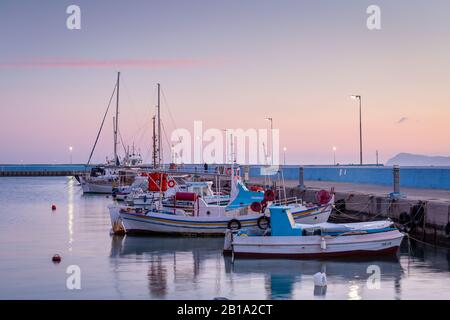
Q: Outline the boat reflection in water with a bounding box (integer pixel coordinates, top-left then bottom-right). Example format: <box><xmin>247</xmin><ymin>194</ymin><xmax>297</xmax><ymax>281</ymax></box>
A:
<box><xmin>224</xmin><ymin>256</ymin><xmax>404</xmax><ymax>300</ymax></box>
<box><xmin>109</xmin><ymin>235</ymin><xmax>415</xmax><ymax>300</ymax></box>
<box><xmin>110</xmin><ymin>235</ymin><xmax>224</xmax><ymax>299</ymax></box>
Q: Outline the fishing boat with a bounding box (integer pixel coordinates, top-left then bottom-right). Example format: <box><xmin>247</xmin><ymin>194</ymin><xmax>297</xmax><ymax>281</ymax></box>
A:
<box><xmin>108</xmin><ymin>175</ymin><xmax>334</xmax><ymax>235</ymax></box>
<box><xmin>125</xmin><ymin>179</ymin><xmax>231</xmax><ymax>207</ymax></box>
<box><xmin>80</xmin><ymin>166</ymin><xmax>139</xmax><ymax>194</ymax></box>
<box><xmin>224</xmin><ymin>206</ymin><xmax>404</xmax><ymax>259</ymax></box>
<box><xmin>113</xmin><ymin>174</ymin><xmax>149</xmax><ymax>201</ymax></box>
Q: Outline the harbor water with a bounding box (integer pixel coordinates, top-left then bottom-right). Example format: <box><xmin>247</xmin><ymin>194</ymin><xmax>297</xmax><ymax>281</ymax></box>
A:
<box><xmin>1</xmin><ymin>177</ymin><xmax>450</xmax><ymax>300</ymax></box>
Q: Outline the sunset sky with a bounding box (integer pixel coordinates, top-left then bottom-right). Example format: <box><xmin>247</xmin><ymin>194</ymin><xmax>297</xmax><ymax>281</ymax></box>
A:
<box><xmin>0</xmin><ymin>0</ymin><xmax>449</xmax><ymax>165</ymax></box>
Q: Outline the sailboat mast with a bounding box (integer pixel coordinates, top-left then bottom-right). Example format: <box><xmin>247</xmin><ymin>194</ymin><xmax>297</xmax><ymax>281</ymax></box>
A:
<box><xmin>157</xmin><ymin>83</ymin><xmax>161</xmax><ymax>168</ymax></box>
<box><xmin>114</xmin><ymin>72</ymin><xmax>120</xmax><ymax>165</ymax></box>
<box><xmin>152</xmin><ymin>116</ymin><xmax>157</xmax><ymax>168</ymax></box>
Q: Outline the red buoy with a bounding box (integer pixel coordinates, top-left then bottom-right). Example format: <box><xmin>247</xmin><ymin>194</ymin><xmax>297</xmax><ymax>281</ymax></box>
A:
<box><xmin>51</xmin><ymin>204</ymin><xmax>57</xmax><ymax>210</ymax></box>
<box><xmin>52</xmin><ymin>254</ymin><xmax>61</xmax><ymax>263</ymax></box>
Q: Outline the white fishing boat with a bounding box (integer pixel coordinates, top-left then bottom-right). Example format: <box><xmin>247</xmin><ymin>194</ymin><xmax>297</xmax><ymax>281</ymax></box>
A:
<box><xmin>108</xmin><ymin>178</ymin><xmax>334</xmax><ymax>235</ymax></box>
<box><xmin>224</xmin><ymin>206</ymin><xmax>404</xmax><ymax>259</ymax></box>
<box><xmin>113</xmin><ymin>174</ymin><xmax>149</xmax><ymax>201</ymax></box>
<box><xmin>125</xmin><ymin>179</ymin><xmax>230</xmax><ymax>207</ymax></box>
<box><xmin>80</xmin><ymin>166</ymin><xmax>138</xmax><ymax>194</ymax></box>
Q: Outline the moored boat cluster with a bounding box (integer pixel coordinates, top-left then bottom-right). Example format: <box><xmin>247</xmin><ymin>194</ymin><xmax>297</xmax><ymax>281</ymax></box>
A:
<box><xmin>77</xmin><ymin>163</ymin><xmax>403</xmax><ymax>260</ymax></box>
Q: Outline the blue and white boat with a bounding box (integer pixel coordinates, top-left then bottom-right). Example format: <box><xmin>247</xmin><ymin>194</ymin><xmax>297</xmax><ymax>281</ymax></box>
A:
<box><xmin>224</xmin><ymin>206</ymin><xmax>404</xmax><ymax>259</ymax></box>
<box><xmin>108</xmin><ymin>179</ymin><xmax>334</xmax><ymax>236</ymax></box>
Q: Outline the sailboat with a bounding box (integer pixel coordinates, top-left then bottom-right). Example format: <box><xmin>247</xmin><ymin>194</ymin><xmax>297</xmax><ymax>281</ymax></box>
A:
<box><xmin>80</xmin><ymin>72</ymin><xmax>142</xmax><ymax>194</ymax></box>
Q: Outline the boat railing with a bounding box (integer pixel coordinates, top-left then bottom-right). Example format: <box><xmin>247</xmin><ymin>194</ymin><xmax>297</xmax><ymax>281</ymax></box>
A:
<box><xmin>272</xmin><ymin>197</ymin><xmax>303</xmax><ymax>206</ymax></box>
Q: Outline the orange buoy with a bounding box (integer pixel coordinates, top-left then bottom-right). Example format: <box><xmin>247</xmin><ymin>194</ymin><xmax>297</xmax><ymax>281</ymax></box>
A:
<box><xmin>52</xmin><ymin>254</ymin><xmax>61</xmax><ymax>263</ymax></box>
<box><xmin>51</xmin><ymin>204</ymin><xmax>57</xmax><ymax>210</ymax></box>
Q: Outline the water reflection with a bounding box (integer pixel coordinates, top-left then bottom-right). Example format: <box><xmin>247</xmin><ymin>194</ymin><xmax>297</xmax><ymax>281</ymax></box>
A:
<box><xmin>110</xmin><ymin>235</ymin><xmax>407</xmax><ymax>300</ymax></box>
<box><xmin>148</xmin><ymin>256</ymin><xmax>167</xmax><ymax>298</ymax></box>
<box><xmin>2</xmin><ymin>177</ymin><xmax>450</xmax><ymax>299</ymax></box>
<box><xmin>227</xmin><ymin>256</ymin><xmax>404</xmax><ymax>300</ymax></box>
<box><xmin>67</xmin><ymin>177</ymin><xmax>74</xmax><ymax>251</ymax></box>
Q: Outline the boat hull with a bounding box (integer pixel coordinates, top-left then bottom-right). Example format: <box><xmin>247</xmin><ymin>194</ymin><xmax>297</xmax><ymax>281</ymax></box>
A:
<box><xmin>109</xmin><ymin>204</ymin><xmax>332</xmax><ymax>236</ymax></box>
<box><xmin>81</xmin><ymin>180</ymin><xmax>113</xmax><ymax>194</ymax></box>
<box><xmin>228</xmin><ymin>230</ymin><xmax>404</xmax><ymax>259</ymax></box>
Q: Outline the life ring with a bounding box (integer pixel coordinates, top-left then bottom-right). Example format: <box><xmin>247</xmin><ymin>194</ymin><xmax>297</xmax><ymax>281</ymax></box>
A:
<box><xmin>316</xmin><ymin>190</ymin><xmax>332</xmax><ymax>205</ymax></box>
<box><xmin>264</xmin><ymin>189</ymin><xmax>275</xmax><ymax>202</ymax></box>
<box><xmin>250</xmin><ymin>201</ymin><xmax>262</xmax><ymax>212</ymax></box>
<box><xmin>257</xmin><ymin>216</ymin><xmax>270</xmax><ymax>230</ymax></box>
<box><xmin>168</xmin><ymin>180</ymin><xmax>176</xmax><ymax>188</ymax></box>
<box><xmin>227</xmin><ymin>219</ymin><xmax>241</xmax><ymax>231</ymax></box>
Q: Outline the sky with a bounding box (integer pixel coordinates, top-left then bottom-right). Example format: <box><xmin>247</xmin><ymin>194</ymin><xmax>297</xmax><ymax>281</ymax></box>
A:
<box><xmin>0</xmin><ymin>0</ymin><xmax>449</xmax><ymax>165</ymax></box>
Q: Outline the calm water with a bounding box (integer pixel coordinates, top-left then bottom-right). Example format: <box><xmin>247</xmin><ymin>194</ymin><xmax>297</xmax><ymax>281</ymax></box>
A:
<box><xmin>1</xmin><ymin>177</ymin><xmax>450</xmax><ymax>300</ymax></box>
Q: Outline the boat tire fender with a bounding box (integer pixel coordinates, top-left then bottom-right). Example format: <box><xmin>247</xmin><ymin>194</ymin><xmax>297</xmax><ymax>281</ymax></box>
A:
<box><xmin>257</xmin><ymin>216</ymin><xmax>270</xmax><ymax>230</ymax></box>
<box><xmin>445</xmin><ymin>222</ymin><xmax>450</xmax><ymax>237</ymax></box>
<box><xmin>227</xmin><ymin>219</ymin><xmax>241</xmax><ymax>231</ymax></box>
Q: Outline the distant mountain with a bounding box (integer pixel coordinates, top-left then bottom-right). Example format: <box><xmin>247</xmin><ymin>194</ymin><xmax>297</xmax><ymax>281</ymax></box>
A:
<box><xmin>386</xmin><ymin>153</ymin><xmax>450</xmax><ymax>166</ymax></box>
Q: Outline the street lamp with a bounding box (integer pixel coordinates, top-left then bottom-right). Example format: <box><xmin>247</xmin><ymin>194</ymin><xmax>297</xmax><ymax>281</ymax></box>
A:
<box><xmin>69</xmin><ymin>146</ymin><xmax>73</xmax><ymax>164</ymax></box>
<box><xmin>350</xmin><ymin>95</ymin><xmax>363</xmax><ymax>165</ymax></box>
<box><xmin>332</xmin><ymin>146</ymin><xmax>337</xmax><ymax>165</ymax></box>
<box><xmin>265</xmin><ymin>118</ymin><xmax>273</xmax><ymax>165</ymax></box>
<box><xmin>283</xmin><ymin>147</ymin><xmax>287</xmax><ymax>165</ymax></box>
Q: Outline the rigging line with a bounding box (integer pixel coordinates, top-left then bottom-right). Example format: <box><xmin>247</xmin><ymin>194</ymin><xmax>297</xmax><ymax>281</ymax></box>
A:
<box><xmin>161</xmin><ymin>87</ymin><xmax>178</xmax><ymax>132</ymax></box>
<box><xmin>161</xmin><ymin>121</ymin><xmax>172</xmax><ymax>151</ymax></box>
<box><xmin>128</xmin><ymin>108</ymin><xmax>154</xmax><ymax>143</ymax></box>
<box><xmin>118</xmin><ymin>128</ymin><xmax>127</xmax><ymax>155</ymax></box>
<box><xmin>87</xmin><ymin>83</ymin><xmax>117</xmax><ymax>165</ymax></box>
<box><xmin>120</xmin><ymin>75</ymin><xmax>142</xmax><ymax>129</ymax></box>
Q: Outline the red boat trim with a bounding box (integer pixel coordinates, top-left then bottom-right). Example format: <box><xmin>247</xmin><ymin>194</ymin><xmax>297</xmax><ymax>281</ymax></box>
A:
<box><xmin>233</xmin><ymin>246</ymin><xmax>400</xmax><ymax>259</ymax></box>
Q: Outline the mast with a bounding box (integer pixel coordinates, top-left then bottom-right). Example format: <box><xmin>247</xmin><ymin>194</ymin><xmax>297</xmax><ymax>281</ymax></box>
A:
<box><xmin>114</xmin><ymin>72</ymin><xmax>120</xmax><ymax>166</ymax></box>
<box><xmin>157</xmin><ymin>83</ymin><xmax>161</xmax><ymax>168</ymax></box>
<box><xmin>152</xmin><ymin>116</ymin><xmax>157</xmax><ymax>168</ymax></box>
<box><xmin>112</xmin><ymin>117</ymin><xmax>116</xmax><ymax>163</ymax></box>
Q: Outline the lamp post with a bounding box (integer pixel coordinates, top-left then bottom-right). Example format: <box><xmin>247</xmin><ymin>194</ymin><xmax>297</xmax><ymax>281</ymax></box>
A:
<box><xmin>283</xmin><ymin>147</ymin><xmax>287</xmax><ymax>165</ymax></box>
<box><xmin>265</xmin><ymin>117</ymin><xmax>273</xmax><ymax>165</ymax></box>
<box><xmin>350</xmin><ymin>95</ymin><xmax>363</xmax><ymax>165</ymax></box>
<box><xmin>332</xmin><ymin>146</ymin><xmax>337</xmax><ymax>165</ymax></box>
<box><xmin>69</xmin><ymin>146</ymin><xmax>73</xmax><ymax>164</ymax></box>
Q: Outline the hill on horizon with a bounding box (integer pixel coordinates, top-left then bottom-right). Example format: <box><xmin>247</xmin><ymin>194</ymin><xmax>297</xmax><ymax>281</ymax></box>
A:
<box><xmin>386</xmin><ymin>153</ymin><xmax>450</xmax><ymax>166</ymax></box>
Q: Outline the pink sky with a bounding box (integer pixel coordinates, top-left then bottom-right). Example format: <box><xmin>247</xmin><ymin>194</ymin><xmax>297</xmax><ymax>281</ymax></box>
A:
<box><xmin>0</xmin><ymin>1</ymin><xmax>449</xmax><ymax>164</ymax></box>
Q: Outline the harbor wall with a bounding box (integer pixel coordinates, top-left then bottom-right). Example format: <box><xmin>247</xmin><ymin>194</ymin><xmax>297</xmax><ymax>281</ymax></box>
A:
<box><xmin>284</xmin><ymin>186</ymin><xmax>450</xmax><ymax>247</ymax></box>
<box><xmin>1</xmin><ymin>164</ymin><xmax>450</xmax><ymax>191</ymax></box>
<box><xmin>246</xmin><ymin>165</ymin><xmax>450</xmax><ymax>190</ymax></box>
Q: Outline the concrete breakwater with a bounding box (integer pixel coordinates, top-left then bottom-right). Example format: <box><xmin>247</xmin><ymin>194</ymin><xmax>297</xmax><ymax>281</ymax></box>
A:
<box><xmin>0</xmin><ymin>164</ymin><xmax>90</xmax><ymax>177</ymax></box>
<box><xmin>277</xmin><ymin>185</ymin><xmax>450</xmax><ymax>247</ymax></box>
